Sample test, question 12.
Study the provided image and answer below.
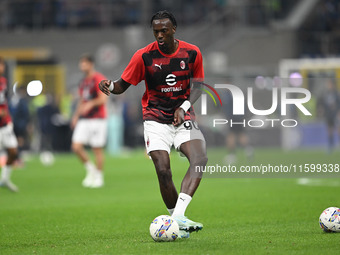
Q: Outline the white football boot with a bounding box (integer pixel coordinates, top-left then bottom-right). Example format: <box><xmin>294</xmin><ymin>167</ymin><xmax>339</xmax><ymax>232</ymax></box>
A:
<box><xmin>82</xmin><ymin>171</ymin><xmax>94</xmax><ymax>188</ymax></box>
<box><xmin>90</xmin><ymin>171</ymin><xmax>104</xmax><ymax>188</ymax></box>
<box><xmin>173</xmin><ymin>215</ymin><xmax>203</xmax><ymax>232</ymax></box>
<box><xmin>0</xmin><ymin>179</ymin><xmax>19</xmax><ymax>192</ymax></box>
<box><xmin>177</xmin><ymin>230</ymin><xmax>190</xmax><ymax>239</ymax></box>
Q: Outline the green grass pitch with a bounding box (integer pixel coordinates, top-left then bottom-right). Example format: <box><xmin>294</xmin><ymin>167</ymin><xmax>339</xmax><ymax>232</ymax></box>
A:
<box><xmin>0</xmin><ymin>148</ymin><xmax>339</xmax><ymax>254</ymax></box>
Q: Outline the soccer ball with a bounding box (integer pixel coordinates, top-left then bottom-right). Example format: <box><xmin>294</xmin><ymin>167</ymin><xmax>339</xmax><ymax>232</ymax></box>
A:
<box><xmin>39</xmin><ymin>151</ymin><xmax>55</xmax><ymax>166</ymax></box>
<box><xmin>149</xmin><ymin>215</ymin><xmax>179</xmax><ymax>242</ymax></box>
<box><xmin>319</xmin><ymin>207</ymin><xmax>340</xmax><ymax>232</ymax></box>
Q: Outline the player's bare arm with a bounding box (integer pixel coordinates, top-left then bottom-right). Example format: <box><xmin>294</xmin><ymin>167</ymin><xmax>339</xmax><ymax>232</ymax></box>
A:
<box><xmin>79</xmin><ymin>91</ymin><xmax>108</xmax><ymax>115</ymax></box>
<box><xmin>173</xmin><ymin>108</ymin><xmax>185</xmax><ymax>126</ymax></box>
<box><xmin>173</xmin><ymin>82</ymin><xmax>203</xmax><ymax>126</ymax></box>
<box><xmin>99</xmin><ymin>78</ymin><xmax>131</xmax><ymax>95</ymax></box>
<box><xmin>0</xmin><ymin>108</ymin><xmax>7</xmax><ymax>117</ymax></box>
<box><xmin>71</xmin><ymin>101</ymin><xmax>82</xmax><ymax>129</ymax></box>
<box><xmin>72</xmin><ymin>92</ymin><xmax>108</xmax><ymax>124</ymax></box>
<box><xmin>189</xmin><ymin>82</ymin><xmax>204</xmax><ymax>106</ymax></box>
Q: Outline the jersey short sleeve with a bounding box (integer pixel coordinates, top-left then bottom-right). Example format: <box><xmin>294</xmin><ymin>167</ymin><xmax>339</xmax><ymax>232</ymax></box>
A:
<box><xmin>121</xmin><ymin>49</ymin><xmax>145</xmax><ymax>86</ymax></box>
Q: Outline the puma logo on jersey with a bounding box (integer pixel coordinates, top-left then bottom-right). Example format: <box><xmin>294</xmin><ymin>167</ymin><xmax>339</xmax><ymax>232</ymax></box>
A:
<box><xmin>154</xmin><ymin>63</ymin><xmax>162</xmax><ymax>70</ymax></box>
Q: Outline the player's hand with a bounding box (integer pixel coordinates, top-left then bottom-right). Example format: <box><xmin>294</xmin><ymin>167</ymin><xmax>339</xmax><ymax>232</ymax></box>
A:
<box><xmin>99</xmin><ymin>80</ymin><xmax>112</xmax><ymax>96</ymax></box>
<box><xmin>173</xmin><ymin>108</ymin><xmax>185</xmax><ymax>126</ymax></box>
<box><xmin>0</xmin><ymin>109</ymin><xmax>6</xmax><ymax>117</ymax></box>
<box><xmin>79</xmin><ymin>101</ymin><xmax>94</xmax><ymax>115</ymax></box>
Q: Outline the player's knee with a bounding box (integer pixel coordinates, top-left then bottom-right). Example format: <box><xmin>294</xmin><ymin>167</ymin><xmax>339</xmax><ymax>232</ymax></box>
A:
<box><xmin>156</xmin><ymin>166</ymin><xmax>172</xmax><ymax>184</ymax></box>
<box><xmin>191</xmin><ymin>154</ymin><xmax>208</xmax><ymax>167</ymax></box>
<box><xmin>72</xmin><ymin>143</ymin><xmax>82</xmax><ymax>154</ymax></box>
<box><xmin>7</xmin><ymin>148</ymin><xmax>18</xmax><ymax>160</ymax></box>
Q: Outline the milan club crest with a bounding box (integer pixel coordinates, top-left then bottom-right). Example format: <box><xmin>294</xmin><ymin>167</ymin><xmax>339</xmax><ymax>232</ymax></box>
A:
<box><xmin>180</xmin><ymin>60</ymin><xmax>185</xmax><ymax>70</ymax></box>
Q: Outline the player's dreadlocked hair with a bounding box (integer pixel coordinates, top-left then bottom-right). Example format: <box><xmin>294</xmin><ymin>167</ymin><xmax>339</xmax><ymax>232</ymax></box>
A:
<box><xmin>150</xmin><ymin>10</ymin><xmax>177</xmax><ymax>27</ymax></box>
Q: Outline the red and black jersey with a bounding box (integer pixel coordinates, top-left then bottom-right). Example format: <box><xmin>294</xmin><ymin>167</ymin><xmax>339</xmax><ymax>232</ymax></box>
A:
<box><xmin>79</xmin><ymin>72</ymin><xmax>107</xmax><ymax>119</ymax></box>
<box><xmin>121</xmin><ymin>40</ymin><xmax>204</xmax><ymax>124</ymax></box>
<box><xmin>0</xmin><ymin>77</ymin><xmax>12</xmax><ymax>127</ymax></box>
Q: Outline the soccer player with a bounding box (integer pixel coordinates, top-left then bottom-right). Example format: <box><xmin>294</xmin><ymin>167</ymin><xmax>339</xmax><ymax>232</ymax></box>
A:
<box><xmin>99</xmin><ymin>10</ymin><xmax>208</xmax><ymax>238</ymax></box>
<box><xmin>0</xmin><ymin>57</ymin><xmax>19</xmax><ymax>192</ymax></box>
<box><xmin>223</xmin><ymin>90</ymin><xmax>253</xmax><ymax>164</ymax></box>
<box><xmin>319</xmin><ymin>79</ymin><xmax>340</xmax><ymax>153</ymax></box>
<box><xmin>71</xmin><ymin>54</ymin><xmax>108</xmax><ymax>188</ymax></box>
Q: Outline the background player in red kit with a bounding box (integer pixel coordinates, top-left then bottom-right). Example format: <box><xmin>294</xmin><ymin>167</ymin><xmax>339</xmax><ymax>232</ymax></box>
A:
<box><xmin>71</xmin><ymin>54</ymin><xmax>108</xmax><ymax>188</ymax></box>
<box><xmin>99</xmin><ymin>11</ymin><xmax>208</xmax><ymax>238</ymax></box>
<box><xmin>0</xmin><ymin>57</ymin><xmax>19</xmax><ymax>192</ymax></box>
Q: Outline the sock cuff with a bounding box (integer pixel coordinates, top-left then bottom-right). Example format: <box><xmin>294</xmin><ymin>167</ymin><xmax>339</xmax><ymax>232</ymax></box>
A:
<box><xmin>172</xmin><ymin>193</ymin><xmax>192</xmax><ymax>217</ymax></box>
<box><xmin>1</xmin><ymin>165</ymin><xmax>12</xmax><ymax>180</ymax></box>
<box><xmin>95</xmin><ymin>170</ymin><xmax>103</xmax><ymax>176</ymax></box>
<box><xmin>84</xmin><ymin>161</ymin><xmax>95</xmax><ymax>172</ymax></box>
<box><xmin>179</xmin><ymin>192</ymin><xmax>192</xmax><ymax>202</ymax></box>
<box><xmin>167</xmin><ymin>208</ymin><xmax>174</xmax><ymax>216</ymax></box>
<box><xmin>2</xmin><ymin>165</ymin><xmax>10</xmax><ymax>170</ymax></box>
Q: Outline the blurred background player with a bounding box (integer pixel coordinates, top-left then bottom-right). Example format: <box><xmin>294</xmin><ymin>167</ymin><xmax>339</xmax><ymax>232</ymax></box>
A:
<box><xmin>71</xmin><ymin>54</ymin><xmax>108</xmax><ymax>188</ymax></box>
<box><xmin>223</xmin><ymin>90</ymin><xmax>253</xmax><ymax>164</ymax></box>
<box><xmin>0</xmin><ymin>57</ymin><xmax>19</xmax><ymax>192</ymax></box>
<box><xmin>99</xmin><ymin>10</ymin><xmax>207</xmax><ymax>238</ymax></box>
<box><xmin>9</xmin><ymin>86</ymin><xmax>30</xmax><ymax>166</ymax></box>
<box><xmin>318</xmin><ymin>79</ymin><xmax>340</xmax><ymax>153</ymax></box>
